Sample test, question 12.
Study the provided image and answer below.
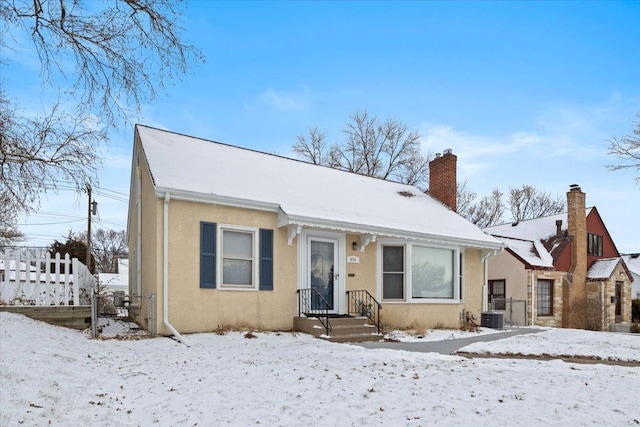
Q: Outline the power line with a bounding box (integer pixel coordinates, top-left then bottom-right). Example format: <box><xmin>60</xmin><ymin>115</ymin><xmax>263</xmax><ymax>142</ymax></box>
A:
<box><xmin>17</xmin><ymin>219</ymin><xmax>85</xmax><ymax>226</ymax></box>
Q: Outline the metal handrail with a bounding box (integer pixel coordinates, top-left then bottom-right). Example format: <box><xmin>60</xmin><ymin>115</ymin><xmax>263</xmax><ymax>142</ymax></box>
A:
<box><xmin>297</xmin><ymin>288</ymin><xmax>332</xmax><ymax>335</ymax></box>
<box><xmin>346</xmin><ymin>290</ymin><xmax>383</xmax><ymax>334</ymax></box>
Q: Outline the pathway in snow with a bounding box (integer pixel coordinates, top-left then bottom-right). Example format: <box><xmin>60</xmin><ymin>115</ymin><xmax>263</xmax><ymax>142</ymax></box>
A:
<box><xmin>355</xmin><ymin>327</ymin><xmax>540</xmax><ymax>354</ymax></box>
<box><xmin>356</xmin><ymin>328</ymin><xmax>640</xmax><ymax>366</ymax></box>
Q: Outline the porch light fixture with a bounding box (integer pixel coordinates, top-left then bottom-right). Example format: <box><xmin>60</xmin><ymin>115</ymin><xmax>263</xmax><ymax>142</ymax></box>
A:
<box><xmin>352</xmin><ymin>241</ymin><xmax>359</xmax><ymax>251</ymax></box>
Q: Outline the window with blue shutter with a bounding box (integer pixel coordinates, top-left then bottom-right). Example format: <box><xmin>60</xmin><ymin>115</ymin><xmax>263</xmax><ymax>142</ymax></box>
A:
<box><xmin>259</xmin><ymin>228</ymin><xmax>274</xmax><ymax>290</ymax></box>
<box><xmin>200</xmin><ymin>222</ymin><xmax>217</xmax><ymax>288</ymax></box>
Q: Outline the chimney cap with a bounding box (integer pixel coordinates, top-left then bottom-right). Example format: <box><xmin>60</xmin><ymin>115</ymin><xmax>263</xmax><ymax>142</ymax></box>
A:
<box><xmin>443</xmin><ymin>148</ymin><xmax>452</xmax><ymax>155</ymax></box>
<box><xmin>435</xmin><ymin>152</ymin><xmax>441</xmax><ymax>158</ymax></box>
<box><xmin>569</xmin><ymin>184</ymin><xmax>581</xmax><ymax>191</ymax></box>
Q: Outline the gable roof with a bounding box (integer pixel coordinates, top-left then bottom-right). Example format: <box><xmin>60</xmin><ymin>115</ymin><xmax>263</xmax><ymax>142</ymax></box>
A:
<box><xmin>587</xmin><ymin>257</ymin><xmax>633</xmax><ymax>282</ymax></box>
<box><xmin>134</xmin><ymin>125</ymin><xmax>502</xmax><ymax>249</ymax></box>
<box><xmin>499</xmin><ymin>236</ymin><xmax>554</xmax><ymax>269</ymax></box>
<box><xmin>621</xmin><ymin>254</ymin><xmax>640</xmax><ymax>277</ymax></box>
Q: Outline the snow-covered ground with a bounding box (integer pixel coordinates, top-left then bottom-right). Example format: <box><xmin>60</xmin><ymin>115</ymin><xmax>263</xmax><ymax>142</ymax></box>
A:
<box><xmin>1</xmin><ymin>312</ymin><xmax>638</xmax><ymax>426</ymax></box>
<box><xmin>385</xmin><ymin>327</ymin><xmax>505</xmax><ymax>343</ymax></box>
<box><xmin>459</xmin><ymin>327</ymin><xmax>640</xmax><ymax>362</ymax></box>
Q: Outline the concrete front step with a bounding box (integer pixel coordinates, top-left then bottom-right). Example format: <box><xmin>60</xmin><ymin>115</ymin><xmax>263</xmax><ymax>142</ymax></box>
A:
<box><xmin>294</xmin><ymin>316</ymin><xmax>383</xmax><ymax>343</ymax></box>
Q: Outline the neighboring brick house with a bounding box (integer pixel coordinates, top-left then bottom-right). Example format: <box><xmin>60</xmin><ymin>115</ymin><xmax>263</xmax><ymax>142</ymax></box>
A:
<box><xmin>484</xmin><ymin>185</ymin><xmax>633</xmax><ymax>330</ymax></box>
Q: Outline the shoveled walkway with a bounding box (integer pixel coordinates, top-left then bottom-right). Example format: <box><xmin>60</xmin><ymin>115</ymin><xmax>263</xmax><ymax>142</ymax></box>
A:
<box><xmin>355</xmin><ymin>328</ymin><xmax>542</xmax><ymax>355</ymax></box>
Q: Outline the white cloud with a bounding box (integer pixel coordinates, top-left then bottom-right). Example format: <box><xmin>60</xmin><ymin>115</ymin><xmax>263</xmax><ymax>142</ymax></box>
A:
<box><xmin>257</xmin><ymin>85</ymin><xmax>311</xmax><ymax>112</ymax></box>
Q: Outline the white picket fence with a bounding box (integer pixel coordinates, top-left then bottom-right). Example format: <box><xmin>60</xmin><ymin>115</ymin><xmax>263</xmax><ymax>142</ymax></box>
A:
<box><xmin>0</xmin><ymin>250</ymin><xmax>95</xmax><ymax>306</ymax></box>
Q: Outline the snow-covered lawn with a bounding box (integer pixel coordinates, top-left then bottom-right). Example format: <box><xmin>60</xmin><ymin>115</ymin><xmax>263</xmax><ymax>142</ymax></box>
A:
<box><xmin>384</xmin><ymin>326</ymin><xmax>505</xmax><ymax>342</ymax></box>
<box><xmin>1</xmin><ymin>312</ymin><xmax>638</xmax><ymax>426</ymax></box>
<box><xmin>458</xmin><ymin>327</ymin><xmax>640</xmax><ymax>363</ymax></box>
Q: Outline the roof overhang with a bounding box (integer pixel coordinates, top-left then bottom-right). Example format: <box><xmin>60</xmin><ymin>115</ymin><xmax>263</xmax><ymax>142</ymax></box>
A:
<box><xmin>278</xmin><ymin>211</ymin><xmax>504</xmax><ymax>250</ymax></box>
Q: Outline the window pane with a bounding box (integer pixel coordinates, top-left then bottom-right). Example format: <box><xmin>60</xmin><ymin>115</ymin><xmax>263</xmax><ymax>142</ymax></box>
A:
<box><xmin>223</xmin><ymin>231</ymin><xmax>252</xmax><ymax>258</ymax></box>
<box><xmin>383</xmin><ymin>246</ymin><xmax>403</xmax><ymax>272</ymax></box>
<box><xmin>537</xmin><ymin>280</ymin><xmax>552</xmax><ymax>316</ymax></box>
<box><xmin>223</xmin><ymin>259</ymin><xmax>252</xmax><ymax>285</ymax></box>
<box><xmin>383</xmin><ymin>273</ymin><xmax>404</xmax><ymax>299</ymax></box>
<box><xmin>412</xmin><ymin>246</ymin><xmax>454</xmax><ymax>298</ymax></box>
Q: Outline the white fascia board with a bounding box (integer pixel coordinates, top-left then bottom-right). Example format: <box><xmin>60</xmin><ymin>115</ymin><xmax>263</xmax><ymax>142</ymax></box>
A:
<box><xmin>153</xmin><ymin>187</ymin><xmax>281</xmax><ymax>212</ymax></box>
<box><xmin>281</xmin><ymin>214</ymin><xmax>504</xmax><ymax>250</ymax></box>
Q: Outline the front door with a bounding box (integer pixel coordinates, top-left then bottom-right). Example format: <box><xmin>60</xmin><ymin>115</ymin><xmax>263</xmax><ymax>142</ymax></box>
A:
<box><xmin>615</xmin><ymin>281</ymin><xmax>622</xmax><ymax>322</ymax></box>
<box><xmin>309</xmin><ymin>238</ymin><xmax>338</xmax><ymax>311</ymax></box>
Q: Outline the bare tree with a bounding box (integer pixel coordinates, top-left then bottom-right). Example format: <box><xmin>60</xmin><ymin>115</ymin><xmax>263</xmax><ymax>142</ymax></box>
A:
<box><xmin>73</xmin><ymin>228</ymin><xmax>127</xmax><ymax>273</ymax></box>
<box><xmin>508</xmin><ymin>184</ymin><xmax>565</xmax><ymax>222</ymax></box>
<box><xmin>0</xmin><ymin>0</ymin><xmax>203</xmax><ymax>244</ymax></box>
<box><xmin>456</xmin><ymin>180</ymin><xmax>478</xmax><ymax>220</ymax></box>
<box><xmin>1</xmin><ymin>95</ymin><xmax>102</xmax><ymax>214</ymax></box>
<box><xmin>293</xmin><ymin>110</ymin><xmax>431</xmax><ymax>189</ymax></box>
<box><xmin>464</xmin><ymin>188</ymin><xmax>505</xmax><ymax>228</ymax></box>
<box><xmin>607</xmin><ymin>113</ymin><xmax>640</xmax><ymax>185</ymax></box>
<box><xmin>458</xmin><ymin>184</ymin><xmax>565</xmax><ymax>228</ymax></box>
<box><xmin>292</xmin><ymin>127</ymin><xmax>327</xmax><ymax>165</ymax></box>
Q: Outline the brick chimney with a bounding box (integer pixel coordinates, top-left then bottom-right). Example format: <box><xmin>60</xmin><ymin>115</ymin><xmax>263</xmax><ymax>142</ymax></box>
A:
<box><xmin>565</xmin><ymin>184</ymin><xmax>587</xmax><ymax>328</ymax></box>
<box><xmin>429</xmin><ymin>149</ymin><xmax>457</xmax><ymax>212</ymax></box>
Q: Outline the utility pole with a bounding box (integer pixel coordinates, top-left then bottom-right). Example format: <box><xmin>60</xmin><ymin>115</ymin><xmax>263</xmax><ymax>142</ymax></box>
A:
<box><xmin>86</xmin><ymin>185</ymin><xmax>92</xmax><ymax>271</ymax></box>
<box><xmin>86</xmin><ymin>185</ymin><xmax>98</xmax><ymax>272</ymax></box>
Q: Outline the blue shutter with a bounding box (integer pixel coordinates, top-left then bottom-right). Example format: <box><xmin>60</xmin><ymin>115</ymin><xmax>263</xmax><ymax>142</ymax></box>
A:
<box><xmin>259</xmin><ymin>228</ymin><xmax>274</xmax><ymax>290</ymax></box>
<box><xmin>200</xmin><ymin>222</ymin><xmax>217</xmax><ymax>288</ymax></box>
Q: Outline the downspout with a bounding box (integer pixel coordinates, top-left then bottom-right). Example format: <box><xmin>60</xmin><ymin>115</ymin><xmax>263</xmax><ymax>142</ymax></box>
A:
<box><xmin>601</xmin><ymin>281</ymin><xmax>605</xmax><ymax>331</ymax></box>
<box><xmin>136</xmin><ymin>167</ymin><xmax>142</xmax><ymax>297</ymax></box>
<box><xmin>163</xmin><ymin>192</ymin><xmax>189</xmax><ymax>346</ymax></box>
<box><xmin>481</xmin><ymin>249</ymin><xmax>501</xmax><ymax>312</ymax></box>
<box><xmin>530</xmin><ymin>271</ymin><xmax>535</xmax><ymax>326</ymax></box>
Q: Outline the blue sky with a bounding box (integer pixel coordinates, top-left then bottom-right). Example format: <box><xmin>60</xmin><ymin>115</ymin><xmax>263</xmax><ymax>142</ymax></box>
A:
<box><xmin>6</xmin><ymin>1</ymin><xmax>640</xmax><ymax>253</ymax></box>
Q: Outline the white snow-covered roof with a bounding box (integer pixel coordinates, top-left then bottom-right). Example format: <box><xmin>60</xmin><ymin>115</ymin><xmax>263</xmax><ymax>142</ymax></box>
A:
<box><xmin>484</xmin><ymin>208</ymin><xmax>593</xmax><ymax>242</ymax></box>
<box><xmin>499</xmin><ymin>236</ymin><xmax>554</xmax><ymax>268</ymax></box>
<box><xmin>587</xmin><ymin>258</ymin><xmax>621</xmax><ymax>280</ymax></box>
<box><xmin>621</xmin><ymin>254</ymin><xmax>640</xmax><ymax>276</ymax></box>
<box><xmin>135</xmin><ymin>125</ymin><xmax>502</xmax><ymax>249</ymax></box>
<box><xmin>98</xmin><ymin>259</ymin><xmax>129</xmax><ymax>293</ymax></box>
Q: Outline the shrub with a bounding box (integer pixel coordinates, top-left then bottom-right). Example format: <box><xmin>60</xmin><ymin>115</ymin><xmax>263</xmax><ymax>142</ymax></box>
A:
<box><xmin>630</xmin><ymin>322</ymin><xmax>640</xmax><ymax>334</ymax></box>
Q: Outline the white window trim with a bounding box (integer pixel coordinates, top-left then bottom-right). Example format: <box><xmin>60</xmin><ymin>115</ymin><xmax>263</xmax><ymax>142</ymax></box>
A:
<box><xmin>377</xmin><ymin>239</ymin><xmax>463</xmax><ymax>304</ymax></box>
<box><xmin>217</xmin><ymin>224</ymin><xmax>260</xmax><ymax>291</ymax></box>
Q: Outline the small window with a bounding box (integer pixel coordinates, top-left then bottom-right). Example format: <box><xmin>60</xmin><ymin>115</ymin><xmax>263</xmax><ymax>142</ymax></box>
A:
<box><xmin>221</xmin><ymin>227</ymin><xmax>257</xmax><ymax>288</ymax></box>
<box><xmin>587</xmin><ymin>233</ymin><xmax>603</xmax><ymax>257</ymax></box>
<box><xmin>537</xmin><ymin>279</ymin><xmax>553</xmax><ymax>316</ymax></box>
<box><xmin>488</xmin><ymin>280</ymin><xmax>506</xmax><ymax>310</ymax></box>
<box><xmin>382</xmin><ymin>246</ymin><xmax>404</xmax><ymax>299</ymax></box>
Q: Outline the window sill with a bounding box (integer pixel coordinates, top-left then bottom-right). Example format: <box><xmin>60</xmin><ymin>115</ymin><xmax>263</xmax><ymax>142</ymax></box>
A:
<box><xmin>382</xmin><ymin>299</ymin><xmax>463</xmax><ymax>305</ymax></box>
<box><xmin>218</xmin><ymin>286</ymin><xmax>259</xmax><ymax>292</ymax></box>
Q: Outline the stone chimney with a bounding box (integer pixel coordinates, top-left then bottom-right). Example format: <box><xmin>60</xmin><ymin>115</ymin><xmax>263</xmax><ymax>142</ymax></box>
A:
<box><xmin>565</xmin><ymin>184</ymin><xmax>587</xmax><ymax>328</ymax></box>
<box><xmin>429</xmin><ymin>149</ymin><xmax>457</xmax><ymax>212</ymax></box>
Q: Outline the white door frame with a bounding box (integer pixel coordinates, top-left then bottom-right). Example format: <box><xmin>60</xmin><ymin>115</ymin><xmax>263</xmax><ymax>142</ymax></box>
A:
<box><xmin>297</xmin><ymin>230</ymin><xmax>346</xmax><ymax>314</ymax></box>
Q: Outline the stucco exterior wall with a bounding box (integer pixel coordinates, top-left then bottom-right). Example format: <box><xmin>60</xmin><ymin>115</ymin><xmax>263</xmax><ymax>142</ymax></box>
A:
<box><xmin>487</xmin><ymin>249</ymin><xmax>528</xmax><ymax>301</ymax></box>
<box><xmin>344</xmin><ymin>234</ymin><xmax>377</xmax><ymax>295</ymax></box>
<box><xmin>158</xmin><ymin>200</ymin><xmax>297</xmax><ymax>334</ymax></box>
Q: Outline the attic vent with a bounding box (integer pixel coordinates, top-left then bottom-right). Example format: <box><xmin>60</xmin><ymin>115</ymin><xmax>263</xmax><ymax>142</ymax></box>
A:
<box><xmin>397</xmin><ymin>191</ymin><xmax>415</xmax><ymax>198</ymax></box>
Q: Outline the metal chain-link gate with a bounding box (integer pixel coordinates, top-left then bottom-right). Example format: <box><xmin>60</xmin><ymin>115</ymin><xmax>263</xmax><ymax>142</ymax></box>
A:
<box><xmin>91</xmin><ymin>291</ymin><xmax>155</xmax><ymax>339</ymax></box>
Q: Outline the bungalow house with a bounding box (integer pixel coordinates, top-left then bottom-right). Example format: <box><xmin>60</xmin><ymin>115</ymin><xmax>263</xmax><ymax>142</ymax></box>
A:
<box><xmin>484</xmin><ymin>185</ymin><xmax>633</xmax><ymax>330</ymax></box>
<box><xmin>127</xmin><ymin>125</ymin><xmax>503</xmax><ymax>341</ymax></box>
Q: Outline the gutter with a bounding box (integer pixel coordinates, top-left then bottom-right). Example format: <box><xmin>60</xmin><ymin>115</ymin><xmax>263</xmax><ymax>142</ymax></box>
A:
<box><xmin>136</xmin><ymin>167</ymin><xmax>142</xmax><ymax>297</ymax></box>
<box><xmin>163</xmin><ymin>192</ymin><xmax>189</xmax><ymax>346</ymax></box>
